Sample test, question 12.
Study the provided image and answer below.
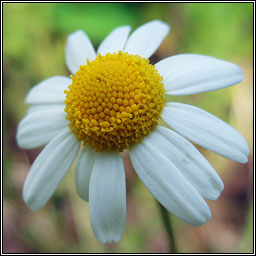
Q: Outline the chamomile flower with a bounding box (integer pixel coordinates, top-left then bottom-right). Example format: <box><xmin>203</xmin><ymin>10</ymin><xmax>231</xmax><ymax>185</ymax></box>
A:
<box><xmin>17</xmin><ymin>20</ymin><xmax>249</xmax><ymax>243</ymax></box>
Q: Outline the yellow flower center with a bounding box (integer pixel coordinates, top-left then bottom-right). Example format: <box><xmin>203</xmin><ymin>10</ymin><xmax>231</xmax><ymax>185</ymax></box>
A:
<box><xmin>64</xmin><ymin>51</ymin><xmax>165</xmax><ymax>152</ymax></box>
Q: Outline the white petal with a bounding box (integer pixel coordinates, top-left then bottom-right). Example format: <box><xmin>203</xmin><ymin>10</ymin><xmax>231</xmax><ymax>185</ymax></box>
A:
<box><xmin>75</xmin><ymin>146</ymin><xmax>97</xmax><ymax>201</ymax></box>
<box><xmin>27</xmin><ymin>103</ymin><xmax>65</xmax><ymax>114</ymax></box>
<box><xmin>162</xmin><ymin>103</ymin><xmax>249</xmax><ymax>163</ymax></box>
<box><xmin>148</xmin><ymin>126</ymin><xmax>224</xmax><ymax>200</ymax></box>
<box><xmin>124</xmin><ymin>20</ymin><xmax>170</xmax><ymax>59</ymax></box>
<box><xmin>23</xmin><ymin>128</ymin><xmax>80</xmax><ymax>210</ymax></box>
<box><xmin>89</xmin><ymin>153</ymin><xmax>126</xmax><ymax>243</ymax></box>
<box><xmin>97</xmin><ymin>26</ymin><xmax>131</xmax><ymax>56</ymax></box>
<box><xmin>155</xmin><ymin>54</ymin><xmax>244</xmax><ymax>95</ymax></box>
<box><xmin>130</xmin><ymin>140</ymin><xmax>211</xmax><ymax>226</ymax></box>
<box><xmin>17</xmin><ymin>106</ymin><xmax>69</xmax><ymax>149</ymax></box>
<box><xmin>65</xmin><ymin>30</ymin><xmax>96</xmax><ymax>74</ymax></box>
<box><xmin>26</xmin><ymin>76</ymin><xmax>71</xmax><ymax>104</ymax></box>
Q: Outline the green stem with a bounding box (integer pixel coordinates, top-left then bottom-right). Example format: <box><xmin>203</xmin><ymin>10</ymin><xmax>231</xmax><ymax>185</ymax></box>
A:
<box><xmin>156</xmin><ymin>201</ymin><xmax>177</xmax><ymax>253</ymax></box>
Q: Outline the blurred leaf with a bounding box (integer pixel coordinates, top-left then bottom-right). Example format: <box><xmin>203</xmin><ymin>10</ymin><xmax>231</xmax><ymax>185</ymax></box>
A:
<box><xmin>53</xmin><ymin>3</ymin><xmax>138</xmax><ymax>44</ymax></box>
<box><xmin>180</xmin><ymin>3</ymin><xmax>253</xmax><ymax>59</ymax></box>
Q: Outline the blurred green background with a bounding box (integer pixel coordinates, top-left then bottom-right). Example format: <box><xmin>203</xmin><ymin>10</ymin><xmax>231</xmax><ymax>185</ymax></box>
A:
<box><xmin>3</xmin><ymin>2</ymin><xmax>253</xmax><ymax>253</ymax></box>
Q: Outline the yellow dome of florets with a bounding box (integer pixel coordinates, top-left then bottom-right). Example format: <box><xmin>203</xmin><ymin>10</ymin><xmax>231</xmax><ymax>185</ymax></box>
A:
<box><xmin>64</xmin><ymin>51</ymin><xmax>165</xmax><ymax>152</ymax></box>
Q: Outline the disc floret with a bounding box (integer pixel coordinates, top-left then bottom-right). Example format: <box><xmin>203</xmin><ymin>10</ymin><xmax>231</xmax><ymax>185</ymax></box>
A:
<box><xmin>65</xmin><ymin>51</ymin><xmax>165</xmax><ymax>152</ymax></box>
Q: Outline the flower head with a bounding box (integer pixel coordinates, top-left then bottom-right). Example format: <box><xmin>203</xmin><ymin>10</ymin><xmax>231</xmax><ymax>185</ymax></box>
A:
<box><xmin>65</xmin><ymin>51</ymin><xmax>165</xmax><ymax>152</ymax></box>
<box><xmin>17</xmin><ymin>20</ymin><xmax>249</xmax><ymax>243</ymax></box>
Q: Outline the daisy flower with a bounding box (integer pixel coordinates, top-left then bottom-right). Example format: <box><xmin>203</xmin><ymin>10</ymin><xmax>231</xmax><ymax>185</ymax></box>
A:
<box><xmin>17</xmin><ymin>20</ymin><xmax>249</xmax><ymax>243</ymax></box>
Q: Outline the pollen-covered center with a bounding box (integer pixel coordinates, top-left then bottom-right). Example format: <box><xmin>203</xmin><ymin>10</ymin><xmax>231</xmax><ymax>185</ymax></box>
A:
<box><xmin>64</xmin><ymin>51</ymin><xmax>165</xmax><ymax>152</ymax></box>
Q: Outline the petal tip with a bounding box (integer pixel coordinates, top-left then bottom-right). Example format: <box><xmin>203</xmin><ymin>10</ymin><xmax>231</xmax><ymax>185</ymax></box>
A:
<box><xmin>25</xmin><ymin>89</ymin><xmax>35</xmax><ymax>104</ymax></box>
<box><xmin>234</xmin><ymin>64</ymin><xmax>245</xmax><ymax>84</ymax></box>
<box><xmin>152</xmin><ymin>19</ymin><xmax>171</xmax><ymax>31</ymax></box>
<box><xmin>238</xmin><ymin>155</ymin><xmax>249</xmax><ymax>164</ymax></box>
<box><xmin>244</xmin><ymin>141</ymin><xmax>250</xmax><ymax>157</ymax></box>
<box><xmin>208</xmin><ymin>183</ymin><xmax>224</xmax><ymax>201</ymax></box>
<box><xmin>75</xmin><ymin>185</ymin><xmax>89</xmax><ymax>202</ymax></box>
<box><xmin>94</xmin><ymin>233</ymin><xmax>118</xmax><ymax>244</ymax></box>
<box><xmin>189</xmin><ymin>201</ymin><xmax>212</xmax><ymax>226</ymax></box>
<box><xmin>101</xmin><ymin>234</ymin><xmax>122</xmax><ymax>244</ymax></box>
<box><xmin>184</xmin><ymin>210</ymin><xmax>212</xmax><ymax>227</ymax></box>
<box><xmin>16</xmin><ymin>124</ymin><xmax>27</xmax><ymax>149</ymax></box>
<box><xmin>25</xmin><ymin>94</ymin><xmax>31</xmax><ymax>104</ymax></box>
<box><xmin>119</xmin><ymin>25</ymin><xmax>132</xmax><ymax>30</ymax></box>
<box><xmin>196</xmin><ymin>210</ymin><xmax>212</xmax><ymax>226</ymax></box>
<box><xmin>67</xmin><ymin>30</ymin><xmax>84</xmax><ymax>40</ymax></box>
<box><xmin>23</xmin><ymin>189</ymin><xmax>41</xmax><ymax>211</ymax></box>
<box><xmin>236</xmin><ymin>138</ymin><xmax>250</xmax><ymax>163</ymax></box>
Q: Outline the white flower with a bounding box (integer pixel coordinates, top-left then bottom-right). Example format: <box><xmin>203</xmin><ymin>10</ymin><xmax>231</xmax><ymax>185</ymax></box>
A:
<box><xmin>17</xmin><ymin>20</ymin><xmax>249</xmax><ymax>243</ymax></box>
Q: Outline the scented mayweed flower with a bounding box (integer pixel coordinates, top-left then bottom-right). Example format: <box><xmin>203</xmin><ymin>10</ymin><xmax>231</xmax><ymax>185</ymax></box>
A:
<box><xmin>17</xmin><ymin>20</ymin><xmax>249</xmax><ymax>243</ymax></box>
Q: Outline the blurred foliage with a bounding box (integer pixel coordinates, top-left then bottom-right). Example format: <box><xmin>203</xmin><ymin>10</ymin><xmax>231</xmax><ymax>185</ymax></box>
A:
<box><xmin>3</xmin><ymin>2</ymin><xmax>253</xmax><ymax>253</ymax></box>
<box><xmin>181</xmin><ymin>3</ymin><xmax>253</xmax><ymax>59</ymax></box>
